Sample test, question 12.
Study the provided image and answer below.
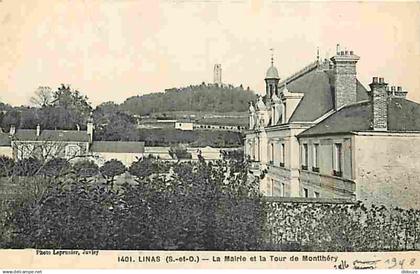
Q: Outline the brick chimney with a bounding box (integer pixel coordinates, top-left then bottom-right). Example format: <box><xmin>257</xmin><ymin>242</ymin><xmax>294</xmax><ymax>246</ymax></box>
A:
<box><xmin>368</xmin><ymin>77</ymin><xmax>388</xmax><ymax>131</ymax></box>
<box><xmin>330</xmin><ymin>49</ymin><xmax>360</xmax><ymax>109</ymax></box>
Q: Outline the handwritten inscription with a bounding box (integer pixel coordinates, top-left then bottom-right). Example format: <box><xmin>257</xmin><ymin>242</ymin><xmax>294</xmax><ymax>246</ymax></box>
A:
<box><xmin>353</xmin><ymin>260</ymin><xmax>381</xmax><ymax>269</ymax></box>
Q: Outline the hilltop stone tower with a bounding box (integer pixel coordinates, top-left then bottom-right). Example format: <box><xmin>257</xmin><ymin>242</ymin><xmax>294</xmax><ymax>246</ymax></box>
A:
<box><xmin>214</xmin><ymin>64</ymin><xmax>222</xmax><ymax>85</ymax></box>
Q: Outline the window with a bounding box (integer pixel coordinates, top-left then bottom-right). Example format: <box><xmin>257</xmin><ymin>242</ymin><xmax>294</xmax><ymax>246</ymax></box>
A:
<box><xmin>266</xmin><ymin>179</ymin><xmax>274</xmax><ymax>196</ymax></box>
<box><xmin>270</xmin><ymin>143</ymin><xmax>274</xmax><ymax>164</ymax></box>
<box><xmin>303</xmin><ymin>188</ymin><xmax>309</xmax><ymax>198</ymax></box>
<box><xmin>251</xmin><ymin>142</ymin><xmax>255</xmax><ymax>161</ymax></box>
<box><xmin>280</xmin><ymin>143</ymin><xmax>285</xmax><ymax>167</ymax></box>
<box><xmin>314</xmin><ymin>191</ymin><xmax>320</xmax><ymax>198</ymax></box>
<box><xmin>333</xmin><ymin>143</ymin><xmax>343</xmax><ymax>177</ymax></box>
<box><xmin>280</xmin><ymin>183</ymin><xmax>285</xmax><ymax>197</ymax></box>
<box><xmin>312</xmin><ymin>144</ymin><xmax>320</xmax><ymax>172</ymax></box>
<box><xmin>301</xmin><ymin>144</ymin><xmax>308</xmax><ymax>170</ymax></box>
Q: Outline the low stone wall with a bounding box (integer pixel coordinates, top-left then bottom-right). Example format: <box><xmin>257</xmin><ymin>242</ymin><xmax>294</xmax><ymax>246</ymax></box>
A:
<box><xmin>264</xmin><ymin>198</ymin><xmax>420</xmax><ymax>251</ymax></box>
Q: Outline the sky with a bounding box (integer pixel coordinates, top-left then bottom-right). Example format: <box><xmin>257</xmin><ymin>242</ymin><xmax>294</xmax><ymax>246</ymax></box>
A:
<box><xmin>0</xmin><ymin>0</ymin><xmax>419</xmax><ymax>106</ymax></box>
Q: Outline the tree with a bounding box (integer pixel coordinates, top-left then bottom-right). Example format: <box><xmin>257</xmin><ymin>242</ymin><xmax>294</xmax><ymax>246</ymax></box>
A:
<box><xmin>94</xmin><ymin>112</ymin><xmax>138</xmax><ymax>141</ymax></box>
<box><xmin>1</xmin><ymin>109</ymin><xmax>21</xmax><ymax>131</ymax></box>
<box><xmin>47</xmin><ymin>84</ymin><xmax>93</xmax><ymax>129</ymax></box>
<box><xmin>0</xmin><ymin>156</ymin><xmax>14</xmax><ymax>177</ymax></box>
<box><xmin>128</xmin><ymin>158</ymin><xmax>155</xmax><ymax>180</ymax></box>
<box><xmin>99</xmin><ymin>159</ymin><xmax>126</xmax><ymax>189</ymax></box>
<box><xmin>29</xmin><ymin>86</ymin><xmax>53</xmax><ymax>108</ymax></box>
<box><xmin>19</xmin><ymin>108</ymin><xmax>39</xmax><ymax>129</ymax></box>
<box><xmin>72</xmin><ymin>160</ymin><xmax>99</xmax><ymax>182</ymax></box>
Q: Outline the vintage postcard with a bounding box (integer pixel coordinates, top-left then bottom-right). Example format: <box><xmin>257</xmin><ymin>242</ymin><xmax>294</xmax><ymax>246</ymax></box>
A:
<box><xmin>0</xmin><ymin>0</ymin><xmax>419</xmax><ymax>272</ymax></box>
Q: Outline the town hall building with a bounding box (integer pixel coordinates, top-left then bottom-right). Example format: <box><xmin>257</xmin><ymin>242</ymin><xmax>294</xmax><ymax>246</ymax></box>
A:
<box><xmin>245</xmin><ymin>47</ymin><xmax>420</xmax><ymax>209</ymax></box>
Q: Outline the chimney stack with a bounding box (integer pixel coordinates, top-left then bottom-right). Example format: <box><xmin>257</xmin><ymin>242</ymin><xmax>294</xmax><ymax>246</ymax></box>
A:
<box><xmin>369</xmin><ymin>77</ymin><xmax>388</xmax><ymax>131</ymax></box>
<box><xmin>36</xmin><ymin>124</ymin><xmax>41</xmax><ymax>136</ymax></box>
<box><xmin>87</xmin><ymin>112</ymin><xmax>94</xmax><ymax>143</ymax></box>
<box><xmin>330</xmin><ymin>47</ymin><xmax>360</xmax><ymax>109</ymax></box>
<box><xmin>9</xmin><ymin>125</ymin><xmax>16</xmax><ymax>136</ymax></box>
<box><xmin>388</xmin><ymin>85</ymin><xmax>408</xmax><ymax>99</ymax></box>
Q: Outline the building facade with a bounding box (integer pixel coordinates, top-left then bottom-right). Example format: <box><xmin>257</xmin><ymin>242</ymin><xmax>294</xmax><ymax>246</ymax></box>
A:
<box><xmin>245</xmin><ymin>48</ymin><xmax>420</xmax><ymax>209</ymax></box>
<box><xmin>1</xmin><ymin>119</ymin><xmax>146</xmax><ymax>167</ymax></box>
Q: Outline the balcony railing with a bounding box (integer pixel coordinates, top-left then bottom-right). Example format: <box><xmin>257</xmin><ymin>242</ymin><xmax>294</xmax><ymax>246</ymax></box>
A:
<box><xmin>312</xmin><ymin>167</ymin><xmax>320</xmax><ymax>173</ymax></box>
<box><xmin>301</xmin><ymin>165</ymin><xmax>308</xmax><ymax>171</ymax></box>
<box><xmin>333</xmin><ymin>170</ymin><xmax>343</xmax><ymax>177</ymax></box>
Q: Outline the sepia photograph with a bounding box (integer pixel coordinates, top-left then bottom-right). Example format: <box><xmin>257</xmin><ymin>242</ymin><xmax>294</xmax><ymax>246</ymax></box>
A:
<box><xmin>0</xmin><ymin>0</ymin><xmax>420</xmax><ymax>271</ymax></box>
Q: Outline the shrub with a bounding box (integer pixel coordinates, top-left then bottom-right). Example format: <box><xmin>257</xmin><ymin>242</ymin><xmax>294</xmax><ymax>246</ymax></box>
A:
<box><xmin>72</xmin><ymin>160</ymin><xmax>99</xmax><ymax>181</ymax></box>
<box><xmin>99</xmin><ymin>159</ymin><xmax>126</xmax><ymax>189</ymax></box>
<box><xmin>42</xmin><ymin>158</ymin><xmax>71</xmax><ymax>178</ymax></box>
<box><xmin>0</xmin><ymin>156</ymin><xmax>14</xmax><ymax>177</ymax></box>
<box><xmin>168</xmin><ymin>145</ymin><xmax>192</xmax><ymax>160</ymax></box>
<box><xmin>13</xmin><ymin>158</ymin><xmax>42</xmax><ymax>177</ymax></box>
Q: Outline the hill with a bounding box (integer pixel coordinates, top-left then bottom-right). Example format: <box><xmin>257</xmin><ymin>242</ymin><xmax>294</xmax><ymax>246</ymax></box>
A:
<box><xmin>120</xmin><ymin>82</ymin><xmax>257</xmax><ymax>116</ymax></box>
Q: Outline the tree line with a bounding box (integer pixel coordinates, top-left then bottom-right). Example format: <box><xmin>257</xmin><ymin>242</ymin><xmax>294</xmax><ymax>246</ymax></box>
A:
<box><xmin>0</xmin><ymin>85</ymin><xmax>92</xmax><ymax>131</ymax></box>
<box><xmin>0</xmin><ymin>84</ymin><xmax>248</xmax><ymax>147</ymax></box>
<box><xmin>120</xmin><ymin>82</ymin><xmax>257</xmax><ymax>116</ymax></box>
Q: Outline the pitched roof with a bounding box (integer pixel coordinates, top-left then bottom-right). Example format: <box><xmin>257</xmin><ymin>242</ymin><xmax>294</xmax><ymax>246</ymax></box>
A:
<box><xmin>0</xmin><ymin>133</ymin><xmax>11</xmax><ymax>146</ymax></box>
<box><xmin>285</xmin><ymin>68</ymin><xmax>369</xmax><ymax>123</ymax></box>
<box><xmin>388</xmin><ymin>97</ymin><xmax>420</xmax><ymax>131</ymax></box>
<box><xmin>287</xmin><ymin>69</ymin><xmax>334</xmax><ymax>122</ymax></box>
<box><xmin>90</xmin><ymin>141</ymin><xmax>145</xmax><ymax>153</ymax></box>
<box><xmin>298</xmin><ymin>101</ymin><xmax>371</xmax><ymax>136</ymax></box>
<box><xmin>298</xmin><ymin>97</ymin><xmax>420</xmax><ymax>137</ymax></box>
<box><xmin>14</xmin><ymin>129</ymin><xmax>90</xmax><ymax>142</ymax></box>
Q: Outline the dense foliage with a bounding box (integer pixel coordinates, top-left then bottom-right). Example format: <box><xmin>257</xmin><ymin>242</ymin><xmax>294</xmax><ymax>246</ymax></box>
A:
<box><xmin>93</xmin><ymin>102</ymin><xmax>139</xmax><ymax>141</ymax></box>
<box><xmin>121</xmin><ymin>83</ymin><xmax>257</xmax><ymax>115</ymax></box>
<box><xmin>0</xmin><ymin>85</ymin><xmax>92</xmax><ymax>131</ymax></box>
<box><xmin>1</xmin><ymin>158</ymin><xmax>265</xmax><ymax>250</ymax></box>
<box><xmin>0</xmin><ymin>156</ymin><xmax>14</xmax><ymax>177</ymax></box>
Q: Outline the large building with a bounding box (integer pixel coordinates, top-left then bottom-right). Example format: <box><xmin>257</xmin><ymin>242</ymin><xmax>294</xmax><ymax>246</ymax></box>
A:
<box><xmin>245</xmin><ymin>48</ymin><xmax>420</xmax><ymax>209</ymax></box>
<box><xmin>0</xmin><ymin>119</ymin><xmax>146</xmax><ymax>167</ymax></box>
